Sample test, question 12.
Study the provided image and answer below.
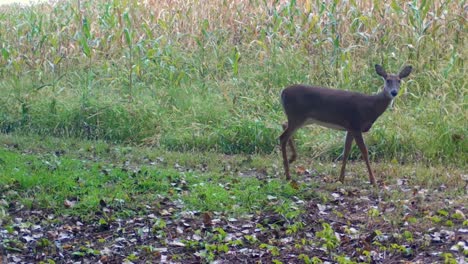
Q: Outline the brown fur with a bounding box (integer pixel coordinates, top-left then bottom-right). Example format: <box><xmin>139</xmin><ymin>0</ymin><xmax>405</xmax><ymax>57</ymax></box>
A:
<box><xmin>279</xmin><ymin>65</ymin><xmax>412</xmax><ymax>185</ymax></box>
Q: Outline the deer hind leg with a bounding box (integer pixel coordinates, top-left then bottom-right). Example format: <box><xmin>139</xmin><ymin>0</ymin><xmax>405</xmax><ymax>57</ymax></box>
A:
<box><xmin>279</xmin><ymin>121</ymin><xmax>301</xmax><ymax>180</ymax></box>
<box><xmin>288</xmin><ymin>137</ymin><xmax>297</xmax><ymax>164</ymax></box>
<box><xmin>282</xmin><ymin>122</ymin><xmax>297</xmax><ymax>164</ymax></box>
<box><xmin>352</xmin><ymin>131</ymin><xmax>376</xmax><ymax>185</ymax></box>
<box><xmin>339</xmin><ymin>131</ymin><xmax>354</xmax><ymax>183</ymax></box>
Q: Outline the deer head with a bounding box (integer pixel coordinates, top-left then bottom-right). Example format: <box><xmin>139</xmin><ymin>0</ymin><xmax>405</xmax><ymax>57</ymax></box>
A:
<box><xmin>375</xmin><ymin>64</ymin><xmax>412</xmax><ymax>99</ymax></box>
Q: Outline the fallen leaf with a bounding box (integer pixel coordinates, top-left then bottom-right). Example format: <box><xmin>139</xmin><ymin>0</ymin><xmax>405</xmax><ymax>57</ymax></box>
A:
<box><xmin>295</xmin><ymin>166</ymin><xmax>306</xmax><ymax>175</ymax></box>
<box><xmin>64</xmin><ymin>199</ymin><xmax>76</xmax><ymax>208</ymax></box>
<box><xmin>160</xmin><ymin>209</ymin><xmax>171</xmax><ymax>216</ymax></box>
<box><xmin>169</xmin><ymin>241</ymin><xmax>185</xmax><ymax>247</ymax></box>
<box><xmin>267</xmin><ymin>195</ymin><xmax>277</xmax><ymax>201</ymax></box>
<box><xmin>202</xmin><ymin>212</ymin><xmax>212</xmax><ymax>227</ymax></box>
<box><xmin>454</xmin><ymin>209</ymin><xmax>466</xmax><ymax>220</ymax></box>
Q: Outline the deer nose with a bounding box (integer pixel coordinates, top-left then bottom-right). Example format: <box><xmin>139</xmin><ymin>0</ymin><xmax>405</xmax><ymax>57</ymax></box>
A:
<box><xmin>391</xmin><ymin>90</ymin><xmax>398</xmax><ymax>97</ymax></box>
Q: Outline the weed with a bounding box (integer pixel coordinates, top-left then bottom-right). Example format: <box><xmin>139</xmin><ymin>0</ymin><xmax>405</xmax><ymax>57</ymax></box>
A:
<box><xmin>0</xmin><ymin>0</ymin><xmax>465</xmax><ymax>164</ymax></box>
<box><xmin>316</xmin><ymin>223</ymin><xmax>340</xmax><ymax>253</ymax></box>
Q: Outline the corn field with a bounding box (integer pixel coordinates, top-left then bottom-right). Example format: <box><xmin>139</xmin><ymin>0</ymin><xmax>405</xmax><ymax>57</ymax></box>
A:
<box><xmin>0</xmin><ymin>0</ymin><xmax>466</xmax><ymax>162</ymax></box>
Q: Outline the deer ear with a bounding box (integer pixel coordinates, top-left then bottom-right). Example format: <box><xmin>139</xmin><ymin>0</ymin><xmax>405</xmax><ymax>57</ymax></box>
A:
<box><xmin>399</xmin><ymin>66</ymin><xmax>412</xmax><ymax>79</ymax></box>
<box><xmin>375</xmin><ymin>64</ymin><xmax>387</xmax><ymax>78</ymax></box>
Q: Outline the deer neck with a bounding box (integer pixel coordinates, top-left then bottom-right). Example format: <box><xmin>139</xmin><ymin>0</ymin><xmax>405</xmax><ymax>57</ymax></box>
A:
<box><xmin>371</xmin><ymin>90</ymin><xmax>393</xmax><ymax>119</ymax></box>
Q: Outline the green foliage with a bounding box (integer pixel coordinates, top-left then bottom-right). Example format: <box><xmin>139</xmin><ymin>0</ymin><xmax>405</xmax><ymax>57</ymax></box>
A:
<box><xmin>298</xmin><ymin>254</ymin><xmax>323</xmax><ymax>264</ymax></box>
<box><xmin>286</xmin><ymin>221</ymin><xmax>305</xmax><ymax>234</ymax></box>
<box><xmin>368</xmin><ymin>208</ymin><xmax>380</xmax><ymax>218</ymax></box>
<box><xmin>335</xmin><ymin>255</ymin><xmax>358</xmax><ymax>264</ymax></box>
<box><xmin>315</xmin><ymin>223</ymin><xmax>340</xmax><ymax>252</ymax></box>
<box><xmin>182</xmin><ymin>175</ymin><xmax>300</xmax><ymax>214</ymax></box>
<box><xmin>445</xmin><ymin>220</ymin><xmax>454</xmax><ymax>227</ymax></box>
<box><xmin>0</xmin><ymin>133</ymin><xmax>466</xmax><ymax>262</ymax></box>
<box><xmin>260</xmin><ymin>243</ymin><xmax>281</xmax><ymax>256</ymax></box>
<box><xmin>451</xmin><ymin>212</ymin><xmax>464</xmax><ymax>220</ymax></box>
<box><xmin>0</xmin><ymin>148</ymin><xmax>173</xmax><ymax>216</ymax></box>
<box><xmin>390</xmin><ymin>243</ymin><xmax>413</xmax><ymax>257</ymax></box>
<box><xmin>403</xmin><ymin>230</ymin><xmax>414</xmax><ymax>242</ymax></box>
<box><xmin>441</xmin><ymin>252</ymin><xmax>457</xmax><ymax>264</ymax></box>
<box><xmin>124</xmin><ymin>253</ymin><xmax>139</xmax><ymax>262</ymax></box>
<box><xmin>437</xmin><ymin>209</ymin><xmax>449</xmax><ymax>217</ymax></box>
<box><xmin>0</xmin><ymin>0</ymin><xmax>465</xmax><ymax>162</ymax></box>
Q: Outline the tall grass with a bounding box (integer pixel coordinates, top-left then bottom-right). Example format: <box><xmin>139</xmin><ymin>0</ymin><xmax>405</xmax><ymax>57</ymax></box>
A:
<box><xmin>0</xmin><ymin>0</ymin><xmax>466</xmax><ymax>164</ymax></box>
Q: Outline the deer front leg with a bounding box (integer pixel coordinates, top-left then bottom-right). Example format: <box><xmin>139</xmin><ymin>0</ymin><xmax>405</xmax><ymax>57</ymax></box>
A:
<box><xmin>353</xmin><ymin>131</ymin><xmax>376</xmax><ymax>185</ymax></box>
<box><xmin>339</xmin><ymin>131</ymin><xmax>354</xmax><ymax>183</ymax></box>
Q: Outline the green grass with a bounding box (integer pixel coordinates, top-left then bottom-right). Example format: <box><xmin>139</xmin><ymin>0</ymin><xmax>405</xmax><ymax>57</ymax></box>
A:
<box><xmin>0</xmin><ymin>133</ymin><xmax>466</xmax><ymax>262</ymax></box>
<box><xmin>0</xmin><ymin>133</ymin><xmax>465</xmax><ymax>218</ymax></box>
<box><xmin>0</xmin><ymin>134</ymin><xmax>309</xmax><ymax>218</ymax></box>
<box><xmin>0</xmin><ymin>2</ymin><xmax>466</xmax><ymax>262</ymax></box>
<box><xmin>0</xmin><ymin>0</ymin><xmax>466</xmax><ymax>165</ymax></box>
<box><xmin>0</xmin><ymin>148</ymin><xmax>165</xmax><ymax>216</ymax></box>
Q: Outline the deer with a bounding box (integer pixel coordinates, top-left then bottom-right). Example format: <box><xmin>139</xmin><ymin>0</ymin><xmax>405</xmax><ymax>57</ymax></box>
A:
<box><xmin>279</xmin><ymin>64</ymin><xmax>412</xmax><ymax>185</ymax></box>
